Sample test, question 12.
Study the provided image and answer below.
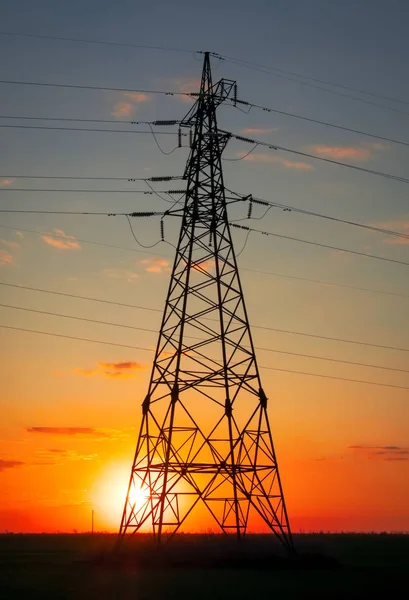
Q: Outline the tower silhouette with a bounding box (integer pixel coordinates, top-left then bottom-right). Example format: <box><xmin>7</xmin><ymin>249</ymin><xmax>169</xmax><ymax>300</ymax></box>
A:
<box><xmin>119</xmin><ymin>53</ymin><xmax>293</xmax><ymax>551</ymax></box>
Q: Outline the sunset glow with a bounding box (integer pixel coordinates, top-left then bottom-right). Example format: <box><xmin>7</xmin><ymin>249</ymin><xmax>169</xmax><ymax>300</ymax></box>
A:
<box><xmin>1</xmin><ymin>1</ymin><xmax>409</xmax><ymax>536</ymax></box>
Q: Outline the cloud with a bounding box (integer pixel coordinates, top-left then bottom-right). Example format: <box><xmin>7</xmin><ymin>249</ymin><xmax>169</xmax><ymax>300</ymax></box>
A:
<box><xmin>26</xmin><ymin>427</ymin><xmax>111</xmax><ymax>437</ymax></box>
<box><xmin>240</xmin><ymin>152</ymin><xmax>313</xmax><ymax>170</ymax></box>
<box><xmin>73</xmin><ymin>367</ymin><xmax>137</xmax><ymax>380</ymax></box>
<box><xmin>140</xmin><ymin>257</ymin><xmax>170</xmax><ymax>273</ymax></box>
<box><xmin>0</xmin><ymin>250</ymin><xmax>13</xmax><ymax>265</ymax></box>
<box><xmin>111</xmin><ymin>92</ymin><xmax>151</xmax><ymax>118</ymax></box>
<box><xmin>124</xmin><ymin>92</ymin><xmax>151</xmax><ymax>103</ymax></box>
<box><xmin>15</xmin><ymin>231</ymin><xmax>24</xmax><ymax>239</ymax></box>
<box><xmin>191</xmin><ymin>259</ymin><xmax>215</xmax><ymax>273</ymax></box>
<box><xmin>308</xmin><ymin>141</ymin><xmax>389</xmax><ymax>162</ymax></box>
<box><xmin>74</xmin><ymin>360</ymin><xmax>145</xmax><ymax>380</ymax></box>
<box><xmin>1</xmin><ymin>239</ymin><xmax>19</xmax><ymax>249</ymax></box>
<box><xmin>41</xmin><ymin>229</ymin><xmax>80</xmax><ymax>250</ymax></box>
<box><xmin>103</xmin><ymin>267</ymin><xmax>139</xmax><ymax>282</ymax></box>
<box><xmin>0</xmin><ymin>459</ymin><xmax>24</xmax><ymax>472</ymax></box>
<box><xmin>348</xmin><ymin>445</ymin><xmax>401</xmax><ymax>450</ymax></box>
<box><xmin>241</xmin><ymin>128</ymin><xmax>278</xmax><ymax>135</ymax></box>
<box><xmin>309</xmin><ymin>145</ymin><xmax>372</xmax><ymax>161</ymax></box>
<box><xmin>157</xmin><ymin>77</ymin><xmax>201</xmax><ymax>103</ymax></box>
<box><xmin>376</xmin><ymin>218</ymin><xmax>409</xmax><ymax>246</ymax></box>
<box><xmin>98</xmin><ymin>361</ymin><xmax>143</xmax><ymax>370</ymax></box>
<box><xmin>111</xmin><ymin>101</ymin><xmax>136</xmax><ymax>118</ymax></box>
<box><xmin>348</xmin><ymin>445</ymin><xmax>409</xmax><ymax>461</ymax></box>
<box><xmin>36</xmin><ymin>449</ymin><xmax>98</xmax><ymax>463</ymax></box>
<box><xmin>0</xmin><ymin>178</ymin><xmax>14</xmax><ymax>186</ymax></box>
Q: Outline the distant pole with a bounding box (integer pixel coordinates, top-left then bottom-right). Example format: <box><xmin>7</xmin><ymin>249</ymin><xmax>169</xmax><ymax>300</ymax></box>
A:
<box><xmin>91</xmin><ymin>509</ymin><xmax>94</xmax><ymax>535</ymax></box>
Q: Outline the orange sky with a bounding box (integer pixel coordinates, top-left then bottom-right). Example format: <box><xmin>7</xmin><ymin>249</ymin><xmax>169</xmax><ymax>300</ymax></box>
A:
<box><xmin>1</xmin><ymin>4</ymin><xmax>409</xmax><ymax>535</ymax></box>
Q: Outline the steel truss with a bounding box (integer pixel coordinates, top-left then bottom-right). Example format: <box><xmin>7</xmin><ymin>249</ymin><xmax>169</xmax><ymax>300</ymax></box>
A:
<box><xmin>119</xmin><ymin>53</ymin><xmax>293</xmax><ymax>551</ymax></box>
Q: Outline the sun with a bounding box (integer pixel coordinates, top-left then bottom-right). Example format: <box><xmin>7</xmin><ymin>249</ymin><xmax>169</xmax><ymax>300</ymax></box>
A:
<box><xmin>127</xmin><ymin>482</ymin><xmax>150</xmax><ymax>510</ymax></box>
<box><xmin>89</xmin><ymin>463</ymin><xmax>151</xmax><ymax>531</ymax></box>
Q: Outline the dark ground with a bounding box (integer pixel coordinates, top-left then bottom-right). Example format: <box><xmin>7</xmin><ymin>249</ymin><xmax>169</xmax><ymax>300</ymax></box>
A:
<box><xmin>0</xmin><ymin>532</ymin><xmax>408</xmax><ymax>599</ymax></box>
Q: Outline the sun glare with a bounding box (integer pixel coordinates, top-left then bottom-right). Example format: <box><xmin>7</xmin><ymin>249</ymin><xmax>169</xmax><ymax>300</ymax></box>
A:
<box><xmin>89</xmin><ymin>463</ymin><xmax>150</xmax><ymax>531</ymax></box>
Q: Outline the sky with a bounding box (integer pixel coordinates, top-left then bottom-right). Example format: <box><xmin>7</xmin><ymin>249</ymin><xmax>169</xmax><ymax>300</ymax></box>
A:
<box><xmin>0</xmin><ymin>0</ymin><xmax>408</xmax><ymax>534</ymax></box>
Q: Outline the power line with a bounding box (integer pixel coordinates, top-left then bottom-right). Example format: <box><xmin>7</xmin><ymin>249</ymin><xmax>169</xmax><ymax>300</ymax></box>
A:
<box><xmin>228</xmin><ymin>100</ymin><xmax>409</xmax><ymax>148</ymax></box>
<box><xmin>233</xmin><ymin>192</ymin><xmax>409</xmax><ymax>241</ymax></box>
<box><xmin>2</xmin><ymin>324</ymin><xmax>408</xmax><ymax>391</ymax></box>
<box><xmin>1</xmin><ymin>226</ymin><xmax>407</xmax><ymax>299</ymax></box>
<box><xmin>219</xmin><ymin>54</ymin><xmax>409</xmax><ymax>108</ymax></box>
<box><xmin>1</xmin><ymin>31</ymin><xmax>406</xmax><ymax>109</ymax></box>
<box><xmin>2</xmin><ymin>301</ymin><xmax>408</xmax><ymax>375</ymax></box>
<box><xmin>1</xmin><ymin>281</ymin><xmax>408</xmax><ymax>352</ymax></box>
<box><xmin>231</xmin><ymin>223</ymin><xmax>409</xmax><ymax>267</ymax></box>
<box><xmin>0</xmin><ymin>174</ymin><xmax>182</xmax><ymax>182</ymax></box>
<box><xmin>0</xmin><ymin>30</ymin><xmax>196</xmax><ymax>55</ymax></box>
<box><xmin>222</xmin><ymin>55</ymin><xmax>409</xmax><ymax>117</ymax></box>
<box><xmin>238</xmin><ymin>267</ymin><xmax>409</xmax><ymax>300</ymax></box>
<box><xmin>0</xmin><ymin>78</ymin><xmax>196</xmax><ymax>96</ymax></box>
<box><xmin>0</xmin><ymin>124</ymin><xmax>187</xmax><ymax>136</ymax></box>
<box><xmin>0</xmin><ymin>114</ymin><xmax>158</xmax><ymax>125</ymax></box>
<box><xmin>0</xmin><ymin>209</ymin><xmax>155</xmax><ymax>216</ymax></box>
<box><xmin>2</xmin><ymin>175</ymin><xmax>407</xmax><ymax>242</ymax></box>
<box><xmin>0</xmin><ymin>188</ymin><xmax>167</xmax><ymax>193</ymax></box>
<box><xmin>226</xmin><ymin>130</ymin><xmax>409</xmax><ymax>184</ymax></box>
<box><xmin>0</xmin><ymin>225</ymin><xmax>167</xmax><ymax>256</ymax></box>
<box><xmin>4</xmin><ymin>207</ymin><xmax>408</xmax><ymax>263</ymax></box>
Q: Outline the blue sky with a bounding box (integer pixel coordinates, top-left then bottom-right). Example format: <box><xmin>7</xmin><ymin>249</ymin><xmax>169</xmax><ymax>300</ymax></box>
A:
<box><xmin>1</xmin><ymin>0</ymin><xmax>408</xmax><ymax>532</ymax></box>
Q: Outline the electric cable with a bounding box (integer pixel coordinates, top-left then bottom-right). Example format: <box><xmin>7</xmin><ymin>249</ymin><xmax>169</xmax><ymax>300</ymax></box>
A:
<box><xmin>222</xmin><ymin>55</ymin><xmax>409</xmax><ymax>117</ymax></box>
<box><xmin>1</xmin><ymin>281</ymin><xmax>408</xmax><ymax>351</ymax></box>
<box><xmin>0</xmin><ymin>78</ymin><xmax>197</xmax><ymax>97</ymax></box>
<box><xmin>225</xmin><ymin>130</ymin><xmax>409</xmax><ymax>184</ymax></box>
<box><xmin>2</xmin><ymin>324</ymin><xmax>408</xmax><ymax>391</ymax></box>
<box><xmin>226</xmin><ymin>189</ymin><xmax>409</xmax><ymax>241</ymax></box>
<box><xmin>2</xmin><ymin>31</ymin><xmax>406</xmax><ymax>108</ymax></box>
<box><xmin>1</xmin><ymin>226</ymin><xmax>407</xmax><ymax>299</ymax></box>
<box><xmin>231</xmin><ymin>223</ymin><xmax>409</xmax><ymax>267</ymax></box>
<box><xmin>226</xmin><ymin>100</ymin><xmax>409</xmax><ymax>148</ymax></box>
<box><xmin>0</xmin><ymin>174</ymin><xmax>183</xmax><ymax>182</ymax></box>
<box><xmin>1</xmin><ymin>302</ymin><xmax>408</xmax><ymax>375</ymax></box>
<box><xmin>125</xmin><ymin>214</ymin><xmax>163</xmax><ymax>249</ymax></box>
<box><xmin>0</xmin><ymin>123</ymin><xmax>186</xmax><ymax>136</ymax></box>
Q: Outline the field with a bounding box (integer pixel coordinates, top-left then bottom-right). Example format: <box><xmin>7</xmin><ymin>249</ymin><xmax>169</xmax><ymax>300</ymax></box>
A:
<box><xmin>0</xmin><ymin>533</ymin><xmax>408</xmax><ymax>599</ymax></box>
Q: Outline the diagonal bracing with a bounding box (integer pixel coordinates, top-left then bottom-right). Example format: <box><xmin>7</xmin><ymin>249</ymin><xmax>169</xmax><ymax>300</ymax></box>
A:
<box><xmin>119</xmin><ymin>52</ymin><xmax>293</xmax><ymax>552</ymax></box>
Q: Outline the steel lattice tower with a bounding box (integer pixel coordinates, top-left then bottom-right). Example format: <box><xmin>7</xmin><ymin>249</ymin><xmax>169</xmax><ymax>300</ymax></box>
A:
<box><xmin>119</xmin><ymin>53</ymin><xmax>293</xmax><ymax>551</ymax></box>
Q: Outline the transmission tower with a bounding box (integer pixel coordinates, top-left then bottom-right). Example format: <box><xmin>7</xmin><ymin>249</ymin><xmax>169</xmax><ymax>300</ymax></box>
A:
<box><xmin>119</xmin><ymin>52</ymin><xmax>293</xmax><ymax>551</ymax></box>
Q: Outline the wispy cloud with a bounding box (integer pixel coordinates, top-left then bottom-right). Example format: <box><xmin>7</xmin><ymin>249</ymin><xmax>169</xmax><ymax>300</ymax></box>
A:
<box><xmin>35</xmin><ymin>449</ymin><xmax>98</xmax><ymax>464</ymax></box>
<box><xmin>103</xmin><ymin>267</ymin><xmax>139</xmax><ymax>282</ymax></box>
<box><xmin>0</xmin><ymin>178</ymin><xmax>14</xmax><ymax>186</ymax></box>
<box><xmin>140</xmin><ymin>257</ymin><xmax>170</xmax><ymax>273</ymax></box>
<box><xmin>41</xmin><ymin>229</ymin><xmax>80</xmax><ymax>250</ymax></box>
<box><xmin>124</xmin><ymin>92</ymin><xmax>151</xmax><ymax>103</ymax></box>
<box><xmin>239</xmin><ymin>152</ymin><xmax>313</xmax><ymax>170</ymax></box>
<box><xmin>191</xmin><ymin>259</ymin><xmax>215</xmax><ymax>273</ymax></box>
<box><xmin>157</xmin><ymin>77</ymin><xmax>200</xmax><ymax>103</ymax></box>
<box><xmin>15</xmin><ymin>231</ymin><xmax>24</xmax><ymax>239</ymax></box>
<box><xmin>74</xmin><ymin>360</ymin><xmax>145</xmax><ymax>380</ymax></box>
<box><xmin>111</xmin><ymin>101</ymin><xmax>136</xmax><ymax>118</ymax></box>
<box><xmin>111</xmin><ymin>92</ymin><xmax>151</xmax><ymax>118</ymax></box>
<box><xmin>308</xmin><ymin>142</ymin><xmax>389</xmax><ymax>162</ymax></box>
<box><xmin>98</xmin><ymin>361</ymin><xmax>143</xmax><ymax>370</ymax></box>
<box><xmin>241</xmin><ymin>127</ymin><xmax>278</xmax><ymax>135</ymax></box>
<box><xmin>1</xmin><ymin>239</ymin><xmax>20</xmax><ymax>249</ymax></box>
<box><xmin>0</xmin><ymin>459</ymin><xmax>24</xmax><ymax>471</ymax></box>
<box><xmin>376</xmin><ymin>217</ymin><xmax>409</xmax><ymax>246</ymax></box>
<box><xmin>26</xmin><ymin>427</ymin><xmax>111</xmax><ymax>437</ymax></box>
<box><xmin>309</xmin><ymin>145</ymin><xmax>372</xmax><ymax>161</ymax></box>
<box><xmin>348</xmin><ymin>445</ymin><xmax>409</xmax><ymax>461</ymax></box>
<box><xmin>0</xmin><ymin>250</ymin><xmax>13</xmax><ymax>265</ymax></box>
